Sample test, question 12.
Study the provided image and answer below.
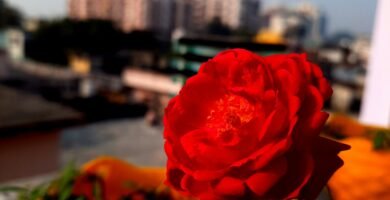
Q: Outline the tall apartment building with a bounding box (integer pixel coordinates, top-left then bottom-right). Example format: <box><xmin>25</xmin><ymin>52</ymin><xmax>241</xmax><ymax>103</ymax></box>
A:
<box><xmin>68</xmin><ymin>0</ymin><xmax>261</xmax><ymax>34</ymax></box>
<box><xmin>174</xmin><ymin>0</ymin><xmax>261</xmax><ymax>34</ymax></box>
<box><xmin>68</xmin><ymin>0</ymin><xmax>88</xmax><ymax>20</ymax></box>
<box><xmin>120</xmin><ymin>0</ymin><xmax>150</xmax><ymax>32</ymax></box>
<box><xmin>241</xmin><ymin>0</ymin><xmax>262</xmax><ymax>34</ymax></box>
<box><xmin>111</xmin><ymin>0</ymin><xmax>125</xmax><ymax>24</ymax></box>
<box><xmin>87</xmin><ymin>0</ymin><xmax>111</xmax><ymax>19</ymax></box>
<box><xmin>68</xmin><ymin>0</ymin><xmax>174</xmax><ymax>33</ymax></box>
<box><xmin>205</xmin><ymin>0</ymin><xmax>242</xmax><ymax>29</ymax></box>
<box><xmin>149</xmin><ymin>0</ymin><xmax>175</xmax><ymax>34</ymax></box>
<box><xmin>173</xmin><ymin>0</ymin><xmax>206</xmax><ymax>33</ymax></box>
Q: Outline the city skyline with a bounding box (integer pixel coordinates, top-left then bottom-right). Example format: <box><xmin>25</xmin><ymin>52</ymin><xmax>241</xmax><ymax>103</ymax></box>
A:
<box><xmin>6</xmin><ymin>0</ymin><xmax>377</xmax><ymax>36</ymax></box>
<box><xmin>67</xmin><ymin>0</ymin><xmax>261</xmax><ymax>34</ymax></box>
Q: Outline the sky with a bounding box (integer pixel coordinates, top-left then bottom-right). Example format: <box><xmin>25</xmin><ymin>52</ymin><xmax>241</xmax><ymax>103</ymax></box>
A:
<box><xmin>264</xmin><ymin>0</ymin><xmax>378</xmax><ymax>36</ymax></box>
<box><xmin>5</xmin><ymin>0</ymin><xmax>378</xmax><ymax>36</ymax></box>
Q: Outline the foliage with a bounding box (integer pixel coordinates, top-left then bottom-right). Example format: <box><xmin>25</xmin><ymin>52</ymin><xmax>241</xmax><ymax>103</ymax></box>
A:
<box><xmin>0</xmin><ymin>158</ymin><xmax>183</xmax><ymax>200</ymax></box>
<box><xmin>0</xmin><ymin>0</ymin><xmax>22</xmax><ymax>29</ymax></box>
<box><xmin>25</xmin><ymin>19</ymin><xmax>160</xmax><ymax>67</ymax></box>
<box><xmin>0</xmin><ymin>162</ymin><xmax>79</xmax><ymax>200</ymax></box>
<box><xmin>206</xmin><ymin>17</ymin><xmax>232</xmax><ymax>36</ymax></box>
<box><xmin>325</xmin><ymin>114</ymin><xmax>390</xmax><ymax>149</ymax></box>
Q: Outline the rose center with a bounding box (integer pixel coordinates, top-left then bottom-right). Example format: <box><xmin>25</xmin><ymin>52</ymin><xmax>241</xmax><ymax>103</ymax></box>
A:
<box><xmin>206</xmin><ymin>94</ymin><xmax>255</xmax><ymax>145</ymax></box>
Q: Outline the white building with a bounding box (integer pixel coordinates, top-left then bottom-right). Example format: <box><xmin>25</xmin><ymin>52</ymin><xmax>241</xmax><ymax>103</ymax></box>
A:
<box><xmin>173</xmin><ymin>0</ymin><xmax>261</xmax><ymax>33</ymax></box>
<box><xmin>0</xmin><ymin>29</ymin><xmax>25</xmax><ymax>61</ymax></box>
<box><xmin>263</xmin><ymin>3</ymin><xmax>325</xmax><ymax>44</ymax></box>
<box><xmin>360</xmin><ymin>0</ymin><xmax>390</xmax><ymax>127</ymax></box>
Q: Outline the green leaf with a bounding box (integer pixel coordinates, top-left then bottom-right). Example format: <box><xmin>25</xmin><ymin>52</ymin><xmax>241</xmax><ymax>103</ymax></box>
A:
<box><xmin>373</xmin><ymin>131</ymin><xmax>390</xmax><ymax>150</ymax></box>
<box><xmin>0</xmin><ymin>161</ymin><xmax>83</xmax><ymax>200</ymax></box>
<box><xmin>28</xmin><ymin>183</ymin><xmax>50</xmax><ymax>200</ymax></box>
<box><xmin>92</xmin><ymin>179</ymin><xmax>103</xmax><ymax>200</ymax></box>
<box><xmin>55</xmin><ymin>161</ymin><xmax>79</xmax><ymax>200</ymax></box>
<box><xmin>374</xmin><ymin>131</ymin><xmax>385</xmax><ymax>149</ymax></box>
<box><xmin>59</xmin><ymin>186</ymin><xmax>73</xmax><ymax>200</ymax></box>
<box><xmin>0</xmin><ymin>186</ymin><xmax>30</xmax><ymax>200</ymax></box>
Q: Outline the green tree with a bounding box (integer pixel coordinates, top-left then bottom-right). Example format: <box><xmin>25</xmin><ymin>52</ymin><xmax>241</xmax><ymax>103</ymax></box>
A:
<box><xmin>0</xmin><ymin>0</ymin><xmax>22</xmax><ymax>29</ymax></box>
<box><xmin>206</xmin><ymin>17</ymin><xmax>231</xmax><ymax>36</ymax></box>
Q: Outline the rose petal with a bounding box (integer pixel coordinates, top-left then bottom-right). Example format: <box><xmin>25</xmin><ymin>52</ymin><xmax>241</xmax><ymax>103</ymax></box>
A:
<box><xmin>166</xmin><ymin>167</ymin><xmax>186</xmax><ymax>191</ymax></box>
<box><xmin>234</xmin><ymin>116</ymin><xmax>297</xmax><ymax>170</ymax></box>
<box><xmin>246</xmin><ymin>157</ymin><xmax>287</xmax><ymax>196</ymax></box>
<box><xmin>288</xmin><ymin>95</ymin><xmax>301</xmax><ymax>118</ymax></box>
<box><xmin>311</xmin><ymin>63</ymin><xmax>324</xmax><ymax>78</ymax></box>
<box><xmin>164</xmin><ymin>124</ymin><xmax>195</xmax><ymax>169</ymax></box>
<box><xmin>264</xmin><ymin>54</ymin><xmax>290</xmax><ymax>71</ymax></box>
<box><xmin>301</xmin><ymin>137</ymin><xmax>350</xmax><ymax>199</ymax></box>
<box><xmin>300</xmin><ymin>85</ymin><xmax>323</xmax><ymax>117</ymax></box>
<box><xmin>275</xmin><ymin>69</ymin><xmax>300</xmax><ymax>95</ymax></box>
<box><xmin>293</xmin><ymin>112</ymin><xmax>329</xmax><ymax>150</ymax></box>
<box><xmin>166</xmin><ymin>73</ymin><xmax>224</xmax><ymax>136</ymax></box>
<box><xmin>193</xmin><ymin>169</ymin><xmax>227</xmax><ymax>181</ymax></box>
<box><xmin>180</xmin><ymin>128</ymin><xmax>244</xmax><ymax>171</ymax></box>
<box><xmin>181</xmin><ymin>174</ymin><xmax>210</xmax><ymax>195</ymax></box>
<box><xmin>214</xmin><ymin>177</ymin><xmax>246</xmax><ymax>197</ymax></box>
<box><xmin>317</xmin><ymin>77</ymin><xmax>333</xmax><ymax>100</ymax></box>
<box><xmin>258</xmin><ymin>104</ymin><xmax>289</xmax><ymax>142</ymax></box>
<box><xmin>308</xmin><ymin>111</ymin><xmax>329</xmax><ymax>134</ymax></box>
<box><xmin>266</xmin><ymin>149</ymin><xmax>315</xmax><ymax>199</ymax></box>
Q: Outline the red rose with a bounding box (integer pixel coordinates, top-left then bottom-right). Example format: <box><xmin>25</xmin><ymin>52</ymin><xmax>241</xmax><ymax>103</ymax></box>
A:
<box><xmin>164</xmin><ymin>49</ymin><xmax>350</xmax><ymax>200</ymax></box>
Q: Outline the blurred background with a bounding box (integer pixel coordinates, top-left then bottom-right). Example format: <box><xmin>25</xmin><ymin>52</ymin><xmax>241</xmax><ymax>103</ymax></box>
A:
<box><xmin>0</xmin><ymin>0</ymin><xmax>388</xmax><ymax>198</ymax></box>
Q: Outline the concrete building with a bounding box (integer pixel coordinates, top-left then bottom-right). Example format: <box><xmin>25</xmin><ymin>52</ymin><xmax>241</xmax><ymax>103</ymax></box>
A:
<box><xmin>205</xmin><ymin>0</ymin><xmax>261</xmax><ymax>30</ymax></box>
<box><xmin>68</xmin><ymin>0</ymin><xmax>112</xmax><ymax>20</ymax></box>
<box><xmin>120</xmin><ymin>0</ymin><xmax>150</xmax><ymax>32</ymax></box>
<box><xmin>68</xmin><ymin>0</ymin><xmax>88</xmax><ymax>20</ymax></box>
<box><xmin>241</xmin><ymin>0</ymin><xmax>262</xmax><ymax>34</ymax></box>
<box><xmin>86</xmin><ymin>0</ymin><xmax>111</xmax><ymax>19</ymax></box>
<box><xmin>174</xmin><ymin>0</ymin><xmax>261</xmax><ymax>34</ymax></box>
<box><xmin>226</xmin><ymin>0</ymin><xmax>241</xmax><ymax>29</ymax></box>
<box><xmin>171</xmin><ymin>0</ymin><xmax>206</xmax><ymax>34</ymax></box>
<box><xmin>0</xmin><ymin>29</ymin><xmax>25</xmax><ymax>61</ymax></box>
<box><xmin>110</xmin><ymin>0</ymin><xmax>125</xmax><ymax>25</ymax></box>
<box><xmin>149</xmin><ymin>0</ymin><xmax>175</xmax><ymax>34</ymax></box>
<box><xmin>295</xmin><ymin>2</ymin><xmax>323</xmax><ymax>42</ymax></box>
<box><xmin>204</xmin><ymin>0</ymin><xmax>220</xmax><ymax>27</ymax></box>
<box><xmin>68</xmin><ymin>0</ymin><xmax>261</xmax><ymax>34</ymax></box>
<box><xmin>68</xmin><ymin>0</ymin><xmax>153</xmax><ymax>32</ymax></box>
<box><xmin>262</xmin><ymin>2</ymin><xmax>325</xmax><ymax>45</ymax></box>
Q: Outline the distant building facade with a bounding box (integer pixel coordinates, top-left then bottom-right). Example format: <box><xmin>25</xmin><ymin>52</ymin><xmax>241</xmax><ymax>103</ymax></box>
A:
<box><xmin>241</xmin><ymin>0</ymin><xmax>262</xmax><ymax>33</ymax></box>
<box><xmin>149</xmin><ymin>0</ymin><xmax>175</xmax><ymax>34</ymax></box>
<box><xmin>205</xmin><ymin>0</ymin><xmax>242</xmax><ymax>29</ymax></box>
<box><xmin>175</xmin><ymin>0</ymin><xmax>261</xmax><ymax>34</ymax></box>
<box><xmin>121</xmin><ymin>0</ymin><xmax>150</xmax><ymax>32</ymax></box>
<box><xmin>262</xmin><ymin>2</ymin><xmax>326</xmax><ymax>46</ymax></box>
<box><xmin>68</xmin><ymin>0</ymin><xmax>88</xmax><ymax>20</ymax></box>
<box><xmin>68</xmin><ymin>0</ymin><xmax>261</xmax><ymax>35</ymax></box>
<box><xmin>68</xmin><ymin>0</ymin><xmax>174</xmax><ymax>33</ymax></box>
<box><xmin>0</xmin><ymin>29</ymin><xmax>24</xmax><ymax>60</ymax></box>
